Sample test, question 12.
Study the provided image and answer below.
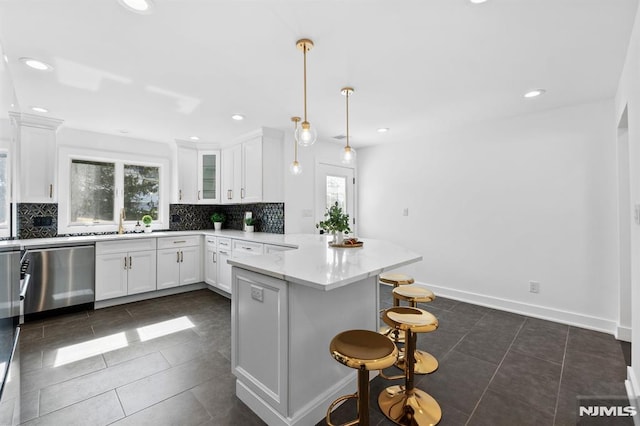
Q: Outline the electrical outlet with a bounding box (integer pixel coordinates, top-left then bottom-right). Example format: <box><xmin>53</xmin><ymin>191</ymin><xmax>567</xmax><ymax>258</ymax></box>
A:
<box><xmin>402</xmin><ymin>208</ymin><xmax>409</xmax><ymax>217</ymax></box>
<box><xmin>251</xmin><ymin>285</ymin><xmax>264</xmax><ymax>302</ymax></box>
<box><xmin>529</xmin><ymin>281</ymin><xmax>540</xmax><ymax>294</ymax></box>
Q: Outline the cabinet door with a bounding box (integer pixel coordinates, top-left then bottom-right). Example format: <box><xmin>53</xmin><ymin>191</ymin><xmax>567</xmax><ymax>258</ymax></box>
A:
<box><xmin>179</xmin><ymin>245</ymin><xmax>201</xmax><ymax>285</ymax></box>
<box><xmin>95</xmin><ymin>253</ymin><xmax>128</xmax><ymax>301</ymax></box>
<box><xmin>242</xmin><ymin>137</ymin><xmax>263</xmax><ymax>203</ymax></box>
<box><xmin>264</xmin><ymin>244</ymin><xmax>295</xmax><ymax>254</ymax></box>
<box><xmin>127</xmin><ymin>249</ymin><xmax>157</xmax><ymax>295</ymax></box>
<box><xmin>222</xmin><ymin>145</ymin><xmax>242</xmax><ymax>204</ymax></box>
<box><xmin>217</xmin><ymin>248</ymin><xmax>232</xmax><ymax>293</ymax></box>
<box><xmin>177</xmin><ymin>145</ymin><xmax>198</xmax><ymax>204</ymax></box>
<box><xmin>197</xmin><ymin>151</ymin><xmax>221</xmax><ymax>204</ymax></box>
<box><xmin>157</xmin><ymin>249</ymin><xmax>181</xmax><ymax>289</ymax></box>
<box><xmin>204</xmin><ymin>247</ymin><xmax>217</xmax><ymax>286</ymax></box>
<box><xmin>20</xmin><ymin>125</ymin><xmax>57</xmax><ymax>203</ymax></box>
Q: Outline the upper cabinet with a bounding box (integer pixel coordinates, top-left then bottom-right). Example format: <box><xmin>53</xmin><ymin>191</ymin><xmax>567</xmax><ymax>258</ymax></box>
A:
<box><xmin>197</xmin><ymin>150</ymin><xmax>221</xmax><ymax>204</ymax></box>
<box><xmin>221</xmin><ymin>128</ymin><xmax>283</xmax><ymax>204</ymax></box>
<box><xmin>176</xmin><ymin>143</ymin><xmax>198</xmax><ymax>204</ymax></box>
<box><xmin>10</xmin><ymin>113</ymin><xmax>64</xmax><ymax>203</ymax></box>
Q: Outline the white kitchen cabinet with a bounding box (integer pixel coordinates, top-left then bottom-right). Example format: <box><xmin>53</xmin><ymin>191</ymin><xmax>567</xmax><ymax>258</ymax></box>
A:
<box><xmin>157</xmin><ymin>235</ymin><xmax>202</xmax><ymax>290</ymax></box>
<box><xmin>204</xmin><ymin>237</ymin><xmax>217</xmax><ymax>286</ymax></box>
<box><xmin>10</xmin><ymin>113</ymin><xmax>63</xmax><ymax>203</ymax></box>
<box><xmin>216</xmin><ymin>238</ymin><xmax>232</xmax><ymax>293</ymax></box>
<box><xmin>197</xmin><ymin>150</ymin><xmax>221</xmax><ymax>204</ymax></box>
<box><xmin>95</xmin><ymin>238</ymin><xmax>157</xmax><ymax>301</ymax></box>
<box><xmin>176</xmin><ymin>143</ymin><xmax>198</xmax><ymax>204</ymax></box>
<box><xmin>221</xmin><ymin>128</ymin><xmax>283</xmax><ymax>204</ymax></box>
<box><xmin>232</xmin><ymin>239</ymin><xmax>264</xmax><ymax>257</ymax></box>
<box><xmin>221</xmin><ymin>145</ymin><xmax>242</xmax><ymax>204</ymax></box>
<box><xmin>264</xmin><ymin>244</ymin><xmax>295</xmax><ymax>254</ymax></box>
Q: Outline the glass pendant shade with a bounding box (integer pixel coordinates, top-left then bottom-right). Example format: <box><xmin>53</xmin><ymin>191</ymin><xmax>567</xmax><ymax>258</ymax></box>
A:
<box><xmin>341</xmin><ymin>146</ymin><xmax>356</xmax><ymax>165</ymax></box>
<box><xmin>295</xmin><ymin>121</ymin><xmax>317</xmax><ymax>147</ymax></box>
<box><xmin>290</xmin><ymin>160</ymin><xmax>302</xmax><ymax>175</ymax></box>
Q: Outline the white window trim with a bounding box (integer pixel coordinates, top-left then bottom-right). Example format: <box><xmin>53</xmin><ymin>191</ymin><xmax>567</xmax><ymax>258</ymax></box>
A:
<box><xmin>58</xmin><ymin>146</ymin><xmax>170</xmax><ymax>235</ymax></box>
<box><xmin>0</xmin><ymin>149</ymin><xmax>9</xmax><ymax>238</ymax></box>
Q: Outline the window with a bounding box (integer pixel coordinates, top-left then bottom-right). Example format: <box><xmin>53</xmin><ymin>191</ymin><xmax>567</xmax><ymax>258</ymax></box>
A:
<box><xmin>68</xmin><ymin>158</ymin><xmax>161</xmax><ymax>229</ymax></box>
<box><xmin>326</xmin><ymin>175</ymin><xmax>347</xmax><ymax>211</ymax></box>
<box><xmin>0</xmin><ymin>152</ymin><xmax>8</xmax><ymax>232</ymax></box>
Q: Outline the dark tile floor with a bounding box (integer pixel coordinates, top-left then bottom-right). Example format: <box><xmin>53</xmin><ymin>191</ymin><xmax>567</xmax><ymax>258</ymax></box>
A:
<box><xmin>18</xmin><ymin>287</ymin><xmax>632</xmax><ymax>426</ymax></box>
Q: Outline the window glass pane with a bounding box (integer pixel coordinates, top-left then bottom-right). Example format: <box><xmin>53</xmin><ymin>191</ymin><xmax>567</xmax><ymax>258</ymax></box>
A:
<box><xmin>71</xmin><ymin>160</ymin><xmax>115</xmax><ymax>223</ymax></box>
<box><xmin>124</xmin><ymin>164</ymin><xmax>159</xmax><ymax>220</ymax></box>
<box><xmin>326</xmin><ymin>175</ymin><xmax>346</xmax><ymax>210</ymax></box>
<box><xmin>0</xmin><ymin>153</ymin><xmax>7</xmax><ymax>225</ymax></box>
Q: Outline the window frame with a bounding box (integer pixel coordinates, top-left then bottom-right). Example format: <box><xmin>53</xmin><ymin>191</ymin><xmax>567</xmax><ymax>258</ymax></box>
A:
<box><xmin>0</xmin><ymin>149</ymin><xmax>9</xmax><ymax>238</ymax></box>
<box><xmin>58</xmin><ymin>147</ymin><xmax>169</xmax><ymax>234</ymax></box>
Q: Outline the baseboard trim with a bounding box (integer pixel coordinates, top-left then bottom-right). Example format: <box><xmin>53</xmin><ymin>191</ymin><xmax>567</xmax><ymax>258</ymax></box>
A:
<box><xmin>95</xmin><ymin>282</ymin><xmax>206</xmax><ymax>309</ymax></box>
<box><xmin>416</xmin><ymin>281</ymin><xmax>618</xmax><ymax>336</ymax></box>
<box><xmin>617</xmin><ymin>326</ymin><xmax>633</xmax><ymax>342</ymax></box>
<box><xmin>625</xmin><ymin>367</ymin><xmax>640</xmax><ymax>425</ymax></box>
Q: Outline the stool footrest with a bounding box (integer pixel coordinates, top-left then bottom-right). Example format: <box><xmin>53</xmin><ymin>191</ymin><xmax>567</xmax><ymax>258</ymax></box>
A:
<box><xmin>326</xmin><ymin>393</ymin><xmax>359</xmax><ymax>426</ymax></box>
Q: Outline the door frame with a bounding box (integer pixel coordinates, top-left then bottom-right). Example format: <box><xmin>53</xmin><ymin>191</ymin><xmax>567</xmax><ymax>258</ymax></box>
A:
<box><xmin>315</xmin><ymin>161</ymin><xmax>357</xmax><ymax>235</ymax></box>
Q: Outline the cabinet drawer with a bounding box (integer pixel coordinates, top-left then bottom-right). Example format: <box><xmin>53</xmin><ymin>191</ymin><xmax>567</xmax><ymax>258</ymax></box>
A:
<box><xmin>96</xmin><ymin>238</ymin><xmax>156</xmax><ymax>255</ymax></box>
<box><xmin>232</xmin><ymin>240</ymin><xmax>264</xmax><ymax>256</ymax></box>
<box><xmin>217</xmin><ymin>238</ymin><xmax>231</xmax><ymax>251</ymax></box>
<box><xmin>157</xmin><ymin>235</ymin><xmax>201</xmax><ymax>249</ymax></box>
<box><xmin>205</xmin><ymin>236</ymin><xmax>216</xmax><ymax>248</ymax></box>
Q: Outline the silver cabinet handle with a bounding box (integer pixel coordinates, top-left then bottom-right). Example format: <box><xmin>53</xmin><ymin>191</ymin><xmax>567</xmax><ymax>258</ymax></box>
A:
<box><xmin>213</xmin><ymin>252</ymin><xmax>217</xmax><ymax>263</ymax></box>
<box><xmin>129</xmin><ymin>256</ymin><xmax>132</xmax><ymax>269</ymax></box>
<box><xmin>180</xmin><ymin>251</ymin><xmax>184</xmax><ymax>263</ymax></box>
<box><xmin>241</xmin><ymin>188</ymin><xmax>245</xmax><ymax>199</ymax></box>
<box><xmin>49</xmin><ymin>184</ymin><xmax>53</xmax><ymax>198</ymax></box>
<box><xmin>173</xmin><ymin>240</ymin><xmax>187</xmax><ymax>244</ymax></box>
<box><xmin>197</xmin><ymin>190</ymin><xmax>201</xmax><ymax>200</ymax></box>
<box><xmin>176</xmin><ymin>251</ymin><xmax>180</xmax><ymax>263</ymax></box>
<box><xmin>179</xmin><ymin>189</ymin><xmax>182</xmax><ymax>201</ymax></box>
<box><xmin>219</xmin><ymin>250</ymin><xmax>229</xmax><ymax>255</ymax></box>
<box><xmin>124</xmin><ymin>256</ymin><xmax>128</xmax><ymax>270</ymax></box>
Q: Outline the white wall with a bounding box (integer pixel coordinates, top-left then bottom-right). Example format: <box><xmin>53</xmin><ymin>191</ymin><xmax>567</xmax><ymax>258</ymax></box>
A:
<box><xmin>283</xmin><ymin>131</ymin><xmax>350</xmax><ymax>234</ymax></box>
<box><xmin>358</xmin><ymin>100</ymin><xmax>618</xmax><ymax>333</ymax></box>
<box><xmin>614</xmin><ymin>1</ymin><xmax>640</xmax><ymax>409</ymax></box>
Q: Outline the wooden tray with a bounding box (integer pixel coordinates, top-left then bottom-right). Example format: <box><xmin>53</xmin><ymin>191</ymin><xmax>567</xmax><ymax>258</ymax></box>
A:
<box><xmin>329</xmin><ymin>241</ymin><xmax>363</xmax><ymax>248</ymax></box>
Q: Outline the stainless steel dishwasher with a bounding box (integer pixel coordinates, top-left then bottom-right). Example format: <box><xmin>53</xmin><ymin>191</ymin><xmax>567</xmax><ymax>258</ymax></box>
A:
<box><xmin>23</xmin><ymin>245</ymin><xmax>95</xmax><ymax>317</ymax></box>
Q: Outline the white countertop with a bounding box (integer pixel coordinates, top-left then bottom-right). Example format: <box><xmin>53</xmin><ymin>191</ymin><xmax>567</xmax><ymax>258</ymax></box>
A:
<box><xmin>228</xmin><ymin>234</ymin><xmax>422</xmax><ymax>291</ymax></box>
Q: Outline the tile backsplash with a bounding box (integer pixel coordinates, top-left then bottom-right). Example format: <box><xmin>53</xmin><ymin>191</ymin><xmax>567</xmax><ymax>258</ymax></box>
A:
<box><xmin>15</xmin><ymin>202</ymin><xmax>285</xmax><ymax>239</ymax></box>
<box><xmin>169</xmin><ymin>203</ymin><xmax>284</xmax><ymax>234</ymax></box>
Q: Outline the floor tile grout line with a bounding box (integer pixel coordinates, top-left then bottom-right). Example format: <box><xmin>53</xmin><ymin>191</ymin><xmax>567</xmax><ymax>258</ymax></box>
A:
<box><xmin>508</xmin><ymin>347</ymin><xmax>564</xmax><ymax>367</ymax></box>
<box><xmin>464</xmin><ymin>318</ymin><xmax>527</xmax><ymax>425</ymax></box>
<box><xmin>552</xmin><ymin>326</ymin><xmax>571</xmax><ymax>426</ymax></box>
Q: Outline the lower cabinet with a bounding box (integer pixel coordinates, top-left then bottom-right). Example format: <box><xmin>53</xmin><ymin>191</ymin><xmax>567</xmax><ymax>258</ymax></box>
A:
<box><xmin>95</xmin><ymin>239</ymin><xmax>157</xmax><ymax>301</ymax></box>
<box><xmin>204</xmin><ymin>237</ymin><xmax>217</xmax><ymax>286</ymax></box>
<box><xmin>216</xmin><ymin>238</ymin><xmax>232</xmax><ymax>294</ymax></box>
<box><xmin>157</xmin><ymin>236</ymin><xmax>202</xmax><ymax>290</ymax></box>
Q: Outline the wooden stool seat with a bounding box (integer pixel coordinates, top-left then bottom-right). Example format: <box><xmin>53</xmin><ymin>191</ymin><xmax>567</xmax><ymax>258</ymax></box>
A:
<box><xmin>327</xmin><ymin>330</ymin><xmax>399</xmax><ymax>426</ymax></box>
<box><xmin>378</xmin><ymin>307</ymin><xmax>441</xmax><ymax>425</ymax></box>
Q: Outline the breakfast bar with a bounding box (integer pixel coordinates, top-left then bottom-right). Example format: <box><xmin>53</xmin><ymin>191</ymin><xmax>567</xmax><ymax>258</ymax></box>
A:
<box><xmin>228</xmin><ymin>234</ymin><xmax>422</xmax><ymax>426</ymax></box>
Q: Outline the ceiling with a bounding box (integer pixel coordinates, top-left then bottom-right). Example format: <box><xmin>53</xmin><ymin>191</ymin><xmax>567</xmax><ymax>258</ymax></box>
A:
<box><xmin>0</xmin><ymin>0</ymin><xmax>637</xmax><ymax>148</ymax></box>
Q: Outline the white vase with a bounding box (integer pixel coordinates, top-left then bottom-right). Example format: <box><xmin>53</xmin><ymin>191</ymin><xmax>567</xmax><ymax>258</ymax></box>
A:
<box><xmin>245</xmin><ymin>225</ymin><xmax>254</xmax><ymax>233</ymax></box>
<box><xmin>335</xmin><ymin>232</ymin><xmax>344</xmax><ymax>245</ymax></box>
<box><xmin>144</xmin><ymin>226</ymin><xmax>152</xmax><ymax>233</ymax></box>
<box><xmin>214</xmin><ymin>222</ymin><xmax>222</xmax><ymax>231</ymax></box>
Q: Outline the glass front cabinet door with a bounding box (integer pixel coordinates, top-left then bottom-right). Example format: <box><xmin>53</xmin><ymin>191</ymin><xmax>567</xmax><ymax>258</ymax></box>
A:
<box><xmin>197</xmin><ymin>150</ymin><xmax>221</xmax><ymax>204</ymax></box>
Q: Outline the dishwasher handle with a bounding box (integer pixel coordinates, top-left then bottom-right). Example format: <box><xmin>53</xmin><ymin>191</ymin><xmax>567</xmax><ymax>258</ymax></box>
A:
<box><xmin>20</xmin><ymin>274</ymin><xmax>30</xmax><ymax>301</ymax></box>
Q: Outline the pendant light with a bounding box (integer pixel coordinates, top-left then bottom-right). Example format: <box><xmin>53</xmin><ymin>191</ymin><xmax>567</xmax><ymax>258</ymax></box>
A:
<box><xmin>341</xmin><ymin>87</ymin><xmax>356</xmax><ymax>165</ymax></box>
<box><xmin>294</xmin><ymin>39</ymin><xmax>317</xmax><ymax>146</ymax></box>
<box><xmin>290</xmin><ymin>117</ymin><xmax>302</xmax><ymax>175</ymax></box>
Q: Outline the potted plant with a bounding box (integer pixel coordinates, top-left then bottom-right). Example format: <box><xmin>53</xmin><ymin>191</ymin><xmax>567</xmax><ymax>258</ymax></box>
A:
<box><xmin>316</xmin><ymin>202</ymin><xmax>351</xmax><ymax>244</ymax></box>
<box><xmin>244</xmin><ymin>217</ymin><xmax>256</xmax><ymax>233</ymax></box>
<box><xmin>141</xmin><ymin>214</ymin><xmax>153</xmax><ymax>233</ymax></box>
<box><xmin>210</xmin><ymin>212</ymin><xmax>225</xmax><ymax>231</ymax></box>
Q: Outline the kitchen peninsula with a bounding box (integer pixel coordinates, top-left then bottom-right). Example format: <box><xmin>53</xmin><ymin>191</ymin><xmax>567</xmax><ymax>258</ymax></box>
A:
<box><xmin>228</xmin><ymin>234</ymin><xmax>422</xmax><ymax>426</ymax></box>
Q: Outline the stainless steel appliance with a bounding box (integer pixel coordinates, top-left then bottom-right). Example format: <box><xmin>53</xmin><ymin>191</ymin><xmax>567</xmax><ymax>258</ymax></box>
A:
<box><xmin>23</xmin><ymin>245</ymin><xmax>95</xmax><ymax>317</ymax></box>
<box><xmin>0</xmin><ymin>245</ymin><xmax>21</xmax><ymax>424</ymax></box>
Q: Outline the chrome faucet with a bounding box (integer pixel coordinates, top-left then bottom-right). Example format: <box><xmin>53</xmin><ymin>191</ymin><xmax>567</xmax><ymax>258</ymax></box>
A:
<box><xmin>118</xmin><ymin>208</ymin><xmax>125</xmax><ymax>234</ymax></box>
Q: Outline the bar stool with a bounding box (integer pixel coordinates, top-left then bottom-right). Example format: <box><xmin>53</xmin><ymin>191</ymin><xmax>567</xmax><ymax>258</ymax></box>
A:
<box><xmin>378</xmin><ymin>307</ymin><xmax>441</xmax><ymax>426</ymax></box>
<box><xmin>327</xmin><ymin>329</ymin><xmax>399</xmax><ymax>426</ymax></box>
<box><xmin>392</xmin><ymin>286</ymin><xmax>438</xmax><ymax>375</ymax></box>
<box><xmin>379</xmin><ymin>273</ymin><xmax>415</xmax><ymax>342</ymax></box>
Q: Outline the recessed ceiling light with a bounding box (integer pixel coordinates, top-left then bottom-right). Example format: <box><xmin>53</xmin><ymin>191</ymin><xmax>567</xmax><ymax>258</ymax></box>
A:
<box><xmin>118</xmin><ymin>0</ymin><xmax>153</xmax><ymax>13</ymax></box>
<box><xmin>524</xmin><ymin>89</ymin><xmax>546</xmax><ymax>98</ymax></box>
<box><xmin>31</xmin><ymin>106</ymin><xmax>49</xmax><ymax>113</ymax></box>
<box><xmin>231</xmin><ymin>114</ymin><xmax>245</xmax><ymax>121</ymax></box>
<box><xmin>470</xmin><ymin>0</ymin><xmax>488</xmax><ymax>3</ymax></box>
<box><xmin>20</xmin><ymin>57</ymin><xmax>53</xmax><ymax>71</ymax></box>
<box><xmin>189</xmin><ymin>136</ymin><xmax>200</xmax><ymax>141</ymax></box>
<box><xmin>118</xmin><ymin>129</ymin><xmax>130</xmax><ymax>134</ymax></box>
<box><xmin>377</xmin><ymin>128</ymin><xmax>390</xmax><ymax>133</ymax></box>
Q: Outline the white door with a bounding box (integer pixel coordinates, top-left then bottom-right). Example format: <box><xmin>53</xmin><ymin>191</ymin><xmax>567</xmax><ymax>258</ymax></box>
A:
<box><xmin>128</xmin><ymin>249</ymin><xmax>157</xmax><ymax>295</ymax></box>
<box><xmin>157</xmin><ymin>249</ymin><xmax>181</xmax><ymax>290</ymax></box>
<box><xmin>95</xmin><ymin>253</ymin><xmax>128</xmax><ymax>301</ymax></box>
<box><xmin>242</xmin><ymin>137</ymin><xmax>263</xmax><ymax>203</ymax></box>
<box><xmin>179</xmin><ymin>245</ymin><xmax>201</xmax><ymax>285</ymax></box>
<box><xmin>217</xmin><ymin>248</ymin><xmax>232</xmax><ymax>293</ymax></box>
<box><xmin>315</xmin><ymin>163</ymin><xmax>356</xmax><ymax>235</ymax></box>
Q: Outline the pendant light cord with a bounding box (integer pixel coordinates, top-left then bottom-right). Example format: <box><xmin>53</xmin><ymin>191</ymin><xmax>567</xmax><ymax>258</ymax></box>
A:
<box><xmin>294</xmin><ymin>121</ymin><xmax>299</xmax><ymax>160</ymax></box>
<box><xmin>303</xmin><ymin>47</ymin><xmax>308</xmax><ymax>122</ymax></box>
<box><xmin>345</xmin><ymin>90</ymin><xmax>350</xmax><ymax>148</ymax></box>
